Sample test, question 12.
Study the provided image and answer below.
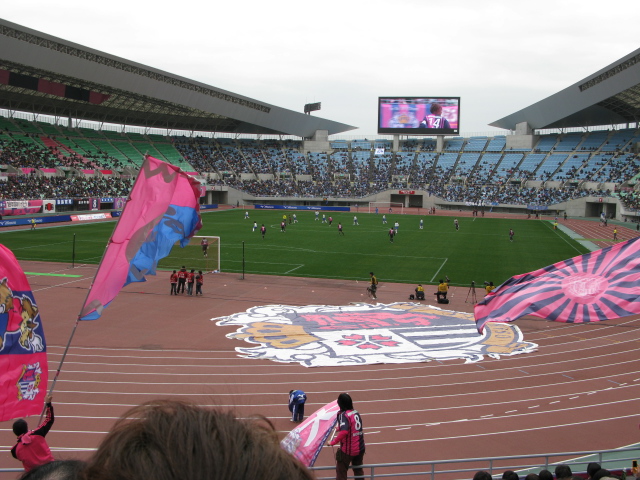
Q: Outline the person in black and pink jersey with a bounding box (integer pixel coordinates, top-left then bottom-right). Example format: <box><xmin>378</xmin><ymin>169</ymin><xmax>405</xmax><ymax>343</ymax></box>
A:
<box><xmin>419</xmin><ymin>102</ymin><xmax>451</xmax><ymax>130</ymax></box>
<box><xmin>12</xmin><ymin>395</ymin><xmax>55</xmax><ymax>473</ymax></box>
<box><xmin>177</xmin><ymin>266</ymin><xmax>187</xmax><ymax>294</ymax></box>
<box><xmin>338</xmin><ymin>223</ymin><xmax>344</xmax><ymax>236</ymax></box>
<box><xmin>328</xmin><ymin>393</ymin><xmax>365</xmax><ymax>480</ymax></box>
<box><xmin>195</xmin><ymin>270</ymin><xmax>204</xmax><ymax>296</ymax></box>
<box><xmin>260</xmin><ymin>224</ymin><xmax>266</xmax><ymax>239</ymax></box>
<box><xmin>201</xmin><ymin>238</ymin><xmax>209</xmax><ymax>258</ymax></box>
<box><xmin>170</xmin><ymin>270</ymin><xmax>178</xmax><ymax>295</ymax></box>
<box><xmin>388</xmin><ymin>227</ymin><xmax>395</xmax><ymax>243</ymax></box>
<box><xmin>187</xmin><ymin>269</ymin><xmax>195</xmax><ymax>296</ymax></box>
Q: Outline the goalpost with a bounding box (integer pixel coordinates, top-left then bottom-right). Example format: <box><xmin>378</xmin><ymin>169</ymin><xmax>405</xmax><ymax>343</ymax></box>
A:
<box><xmin>368</xmin><ymin>202</ymin><xmax>404</xmax><ymax>214</ymax></box>
<box><xmin>158</xmin><ymin>236</ymin><xmax>221</xmax><ymax>273</ymax></box>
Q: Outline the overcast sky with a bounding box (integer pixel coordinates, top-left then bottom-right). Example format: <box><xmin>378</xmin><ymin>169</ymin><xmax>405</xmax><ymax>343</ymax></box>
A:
<box><xmin>3</xmin><ymin>1</ymin><xmax>639</xmax><ymax>137</ymax></box>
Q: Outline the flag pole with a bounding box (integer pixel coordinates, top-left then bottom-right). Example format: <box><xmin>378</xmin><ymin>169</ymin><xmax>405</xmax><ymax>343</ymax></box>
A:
<box><xmin>44</xmin><ymin>158</ymin><xmax>150</xmax><ymax>405</ymax></box>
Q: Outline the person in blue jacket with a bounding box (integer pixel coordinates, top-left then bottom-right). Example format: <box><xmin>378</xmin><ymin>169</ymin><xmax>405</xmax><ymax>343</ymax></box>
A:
<box><xmin>288</xmin><ymin>390</ymin><xmax>307</xmax><ymax>422</ymax></box>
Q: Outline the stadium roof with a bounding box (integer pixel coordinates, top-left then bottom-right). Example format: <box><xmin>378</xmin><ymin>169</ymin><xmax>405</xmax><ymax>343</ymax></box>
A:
<box><xmin>491</xmin><ymin>47</ymin><xmax>640</xmax><ymax>131</ymax></box>
<box><xmin>0</xmin><ymin>18</ymin><xmax>356</xmax><ymax>137</ymax></box>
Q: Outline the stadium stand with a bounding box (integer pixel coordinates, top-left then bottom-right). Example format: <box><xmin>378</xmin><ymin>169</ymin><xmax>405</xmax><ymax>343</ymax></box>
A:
<box><xmin>2</xmin><ymin>115</ymin><xmax>640</xmax><ymax>211</ymax></box>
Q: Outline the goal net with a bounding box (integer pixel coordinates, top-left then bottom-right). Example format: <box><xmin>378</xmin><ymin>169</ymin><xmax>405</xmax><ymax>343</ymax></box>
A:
<box><xmin>158</xmin><ymin>236</ymin><xmax>220</xmax><ymax>273</ymax></box>
<box><xmin>368</xmin><ymin>202</ymin><xmax>404</xmax><ymax>214</ymax></box>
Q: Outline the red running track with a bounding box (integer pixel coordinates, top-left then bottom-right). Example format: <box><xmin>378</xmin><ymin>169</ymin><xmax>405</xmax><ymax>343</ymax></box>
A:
<box><xmin>1</xmin><ymin>219</ymin><xmax>640</xmax><ymax>478</ymax></box>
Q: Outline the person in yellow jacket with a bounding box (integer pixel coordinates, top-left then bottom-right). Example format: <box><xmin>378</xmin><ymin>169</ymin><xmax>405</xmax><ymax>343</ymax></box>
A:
<box><xmin>436</xmin><ymin>279</ymin><xmax>449</xmax><ymax>302</ymax></box>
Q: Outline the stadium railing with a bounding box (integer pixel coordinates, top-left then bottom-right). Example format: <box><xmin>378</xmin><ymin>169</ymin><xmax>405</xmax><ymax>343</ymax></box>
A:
<box><xmin>2</xmin><ymin>446</ymin><xmax>638</xmax><ymax>478</ymax></box>
<box><xmin>310</xmin><ymin>446</ymin><xmax>640</xmax><ymax>480</ymax></box>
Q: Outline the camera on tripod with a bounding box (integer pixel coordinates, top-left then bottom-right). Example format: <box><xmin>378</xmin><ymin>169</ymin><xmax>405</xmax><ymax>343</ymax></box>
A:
<box><xmin>466</xmin><ymin>280</ymin><xmax>477</xmax><ymax>303</ymax></box>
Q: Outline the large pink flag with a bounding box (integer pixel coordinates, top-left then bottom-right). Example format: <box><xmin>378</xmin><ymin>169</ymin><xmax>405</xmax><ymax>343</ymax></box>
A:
<box><xmin>0</xmin><ymin>244</ymin><xmax>48</xmax><ymax>421</ymax></box>
<box><xmin>475</xmin><ymin>237</ymin><xmax>640</xmax><ymax>333</ymax></box>
<box><xmin>281</xmin><ymin>400</ymin><xmax>339</xmax><ymax>467</ymax></box>
<box><xmin>80</xmin><ymin>157</ymin><xmax>202</xmax><ymax>320</ymax></box>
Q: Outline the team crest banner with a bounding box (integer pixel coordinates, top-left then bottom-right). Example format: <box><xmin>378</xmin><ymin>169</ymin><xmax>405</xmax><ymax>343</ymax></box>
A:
<box><xmin>215</xmin><ymin>302</ymin><xmax>537</xmax><ymax>367</ymax></box>
<box><xmin>0</xmin><ymin>244</ymin><xmax>48</xmax><ymax>422</ymax></box>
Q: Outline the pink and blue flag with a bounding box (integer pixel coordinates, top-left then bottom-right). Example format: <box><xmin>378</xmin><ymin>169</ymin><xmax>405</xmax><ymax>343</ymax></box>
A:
<box><xmin>80</xmin><ymin>156</ymin><xmax>202</xmax><ymax>320</ymax></box>
<box><xmin>475</xmin><ymin>237</ymin><xmax>640</xmax><ymax>333</ymax></box>
<box><xmin>0</xmin><ymin>244</ymin><xmax>48</xmax><ymax>421</ymax></box>
<box><xmin>281</xmin><ymin>400</ymin><xmax>339</xmax><ymax>467</ymax></box>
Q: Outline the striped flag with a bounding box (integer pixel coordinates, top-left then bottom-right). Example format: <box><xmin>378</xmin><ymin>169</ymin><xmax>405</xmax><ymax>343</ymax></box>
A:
<box><xmin>80</xmin><ymin>157</ymin><xmax>202</xmax><ymax>320</ymax></box>
<box><xmin>0</xmin><ymin>244</ymin><xmax>48</xmax><ymax>421</ymax></box>
<box><xmin>475</xmin><ymin>237</ymin><xmax>640</xmax><ymax>333</ymax></box>
<box><xmin>281</xmin><ymin>400</ymin><xmax>339</xmax><ymax>467</ymax></box>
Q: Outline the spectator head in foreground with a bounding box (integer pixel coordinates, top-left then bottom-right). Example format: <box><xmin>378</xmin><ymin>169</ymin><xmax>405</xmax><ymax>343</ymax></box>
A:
<box><xmin>591</xmin><ymin>470</ymin><xmax>612</xmax><ymax>480</ymax></box>
<box><xmin>19</xmin><ymin>460</ymin><xmax>86</xmax><ymax>480</ymax></box>
<box><xmin>538</xmin><ymin>470</ymin><xmax>553</xmax><ymax>480</ymax></box>
<box><xmin>587</xmin><ymin>463</ymin><xmax>602</xmax><ymax>479</ymax></box>
<box><xmin>502</xmin><ymin>471</ymin><xmax>519</xmax><ymax>480</ymax></box>
<box><xmin>81</xmin><ymin>400</ymin><xmax>314</xmax><ymax>480</ymax></box>
<box><xmin>555</xmin><ymin>465</ymin><xmax>573</xmax><ymax>480</ymax></box>
<box><xmin>474</xmin><ymin>472</ymin><xmax>493</xmax><ymax>480</ymax></box>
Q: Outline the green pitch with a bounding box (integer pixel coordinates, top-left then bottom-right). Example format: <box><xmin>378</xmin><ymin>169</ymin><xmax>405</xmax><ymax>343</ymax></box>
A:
<box><xmin>0</xmin><ymin>209</ymin><xmax>589</xmax><ymax>288</ymax></box>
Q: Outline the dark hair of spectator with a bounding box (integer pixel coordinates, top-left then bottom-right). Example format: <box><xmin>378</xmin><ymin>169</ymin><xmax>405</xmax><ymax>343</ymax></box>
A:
<box><xmin>555</xmin><ymin>465</ymin><xmax>573</xmax><ymax>479</ymax></box>
<box><xmin>80</xmin><ymin>400</ymin><xmax>314</xmax><ymax>480</ymax></box>
<box><xmin>591</xmin><ymin>469</ymin><xmax>611</xmax><ymax>480</ymax></box>
<box><xmin>337</xmin><ymin>393</ymin><xmax>354</xmax><ymax>411</ymax></box>
<box><xmin>12</xmin><ymin>419</ymin><xmax>28</xmax><ymax>436</ymax></box>
<box><xmin>587</xmin><ymin>463</ymin><xmax>602</xmax><ymax>478</ymax></box>
<box><xmin>525</xmin><ymin>474</ymin><xmax>539</xmax><ymax>480</ymax></box>
<box><xmin>474</xmin><ymin>471</ymin><xmax>493</xmax><ymax>480</ymax></box>
<box><xmin>502</xmin><ymin>470</ymin><xmax>519</xmax><ymax>480</ymax></box>
<box><xmin>539</xmin><ymin>470</ymin><xmax>553</xmax><ymax>480</ymax></box>
<box><xmin>20</xmin><ymin>460</ymin><xmax>86</xmax><ymax>480</ymax></box>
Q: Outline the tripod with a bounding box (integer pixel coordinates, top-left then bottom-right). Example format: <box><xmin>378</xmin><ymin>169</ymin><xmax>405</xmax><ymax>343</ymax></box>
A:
<box><xmin>466</xmin><ymin>281</ymin><xmax>477</xmax><ymax>304</ymax></box>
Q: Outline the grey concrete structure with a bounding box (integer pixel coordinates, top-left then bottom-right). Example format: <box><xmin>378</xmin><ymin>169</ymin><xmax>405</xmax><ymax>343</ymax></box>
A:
<box><xmin>491</xmin><ymin>48</ymin><xmax>640</xmax><ymax>131</ymax></box>
<box><xmin>0</xmin><ymin>18</ymin><xmax>356</xmax><ymax>137</ymax></box>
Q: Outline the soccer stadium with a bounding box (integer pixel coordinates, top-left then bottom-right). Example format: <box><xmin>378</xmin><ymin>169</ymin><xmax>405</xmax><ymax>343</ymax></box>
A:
<box><xmin>1</xmin><ymin>15</ymin><xmax>640</xmax><ymax>480</ymax></box>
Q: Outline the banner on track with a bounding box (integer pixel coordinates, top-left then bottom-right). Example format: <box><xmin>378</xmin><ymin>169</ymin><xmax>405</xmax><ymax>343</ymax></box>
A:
<box><xmin>216</xmin><ymin>302</ymin><xmax>537</xmax><ymax>367</ymax></box>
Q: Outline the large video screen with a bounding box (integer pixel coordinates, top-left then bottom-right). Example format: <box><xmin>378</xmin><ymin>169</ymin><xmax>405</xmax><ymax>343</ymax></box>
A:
<box><xmin>378</xmin><ymin>97</ymin><xmax>460</xmax><ymax>135</ymax></box>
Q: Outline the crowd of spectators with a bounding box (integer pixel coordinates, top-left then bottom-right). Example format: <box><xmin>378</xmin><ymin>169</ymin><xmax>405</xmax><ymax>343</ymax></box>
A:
<box><xmin>2</xmin><ymin>130</ymin><xmax>639</xmax><ymax>206</ymax></box>
<box><xmin>473</xmin><ymin>462</ymin><xmax>625</xmax><ymax>480</ymax></box>
<box><xmin>0</xmin><ymin>135</ymin><xmax>127</xmax><ymax>171</ymax></box>
<box><xmin>0</xmin><ymin>175</ymin><xmax>133</xmax><ymax>199</ymax></box>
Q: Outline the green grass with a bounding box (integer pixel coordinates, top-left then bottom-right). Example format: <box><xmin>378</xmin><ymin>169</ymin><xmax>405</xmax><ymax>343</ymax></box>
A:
<box><xmin>0</xmin><ymin>209</ymin><xmax>590</xmax><ymax>288</ymax></box>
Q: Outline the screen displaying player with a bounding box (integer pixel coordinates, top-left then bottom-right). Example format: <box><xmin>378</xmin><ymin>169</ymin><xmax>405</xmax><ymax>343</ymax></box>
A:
<box><xmin>378</xmin><ymin>97</ymin><xmax>460</xmax><ymax>135</ymax></box>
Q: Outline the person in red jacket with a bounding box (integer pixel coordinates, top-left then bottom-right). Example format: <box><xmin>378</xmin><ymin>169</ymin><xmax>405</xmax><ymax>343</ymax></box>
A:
<box><xmin>12</xmin><ymin>395</ymin><xmax>55</xmax><ymax>472</ymax></box>
<box><xmin>328</xmin><ymin>393</ymin><xmax>365</xmax><ymax>480</ymax></box>
<box><xmin>170</xmin><ymin>270</ymin><xmax>178</xmax><ymax>295</ymax></box>
<box><xmin>186</xmin><ymin>269</ymin><xmax>195</xmax><ymax>296</ymax></box>
<box><xmin>177</xmin><ymin>266</ymin><xmax>187</xmax><ymax>294</ymax></box>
